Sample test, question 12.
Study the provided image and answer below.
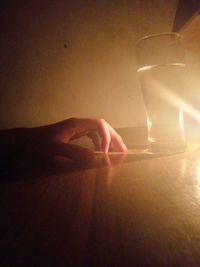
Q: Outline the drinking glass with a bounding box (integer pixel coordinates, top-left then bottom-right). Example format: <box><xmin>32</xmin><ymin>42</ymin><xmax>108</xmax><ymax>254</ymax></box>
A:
<box><xmin>136</xmin><ymin>32</ymin><xmax>186</xmax><ymax>153</ymax></box>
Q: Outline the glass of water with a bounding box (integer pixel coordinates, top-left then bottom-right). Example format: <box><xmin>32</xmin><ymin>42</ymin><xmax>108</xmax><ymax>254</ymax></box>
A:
<box><xmin>136</xmin><ymin>32</ymin><xmax>186</xmax><ymax>153</ymax></box>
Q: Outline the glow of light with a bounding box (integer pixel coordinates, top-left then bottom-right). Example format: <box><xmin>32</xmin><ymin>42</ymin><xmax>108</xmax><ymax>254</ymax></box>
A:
<box><xmin>197</xmin><ymin>159</ymin><xmax>200</xmax><ymax>181</ymax></box>
<box><xmin>195</xmin><ymin>159</ymin><xmax>200</xmax><ymax>199</ymax></box>
<box><xmin>149</xmin><ymin>77</ymin><xmax>200</xmax><ymax>123</ymax></box>
<box><xmin>159</xmin><ymin>88</ymin><xmax>200</xmax><ymax>123</ymax></box>
<box><xmin>179</xmin><ymin>111</ymin><xmax>184</xmax><ymax>132</ymax></box>
<box><xmin>146</xmin><ymin>115</ymin><xmax>152</xmax><ymax>129</ymax></box>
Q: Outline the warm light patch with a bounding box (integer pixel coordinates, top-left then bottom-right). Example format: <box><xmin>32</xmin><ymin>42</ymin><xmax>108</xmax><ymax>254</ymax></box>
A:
<box><xmin>147</xmin><ymin>75</ymin><xmax>200</xmax><ymax>123</ymax></box>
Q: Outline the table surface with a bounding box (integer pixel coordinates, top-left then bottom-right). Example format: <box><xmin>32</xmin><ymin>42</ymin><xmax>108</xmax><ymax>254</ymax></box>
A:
<box><xmin>1</xmin><ymin>126</ymin><xmax>200</xmax><ymax>267</ymax></box>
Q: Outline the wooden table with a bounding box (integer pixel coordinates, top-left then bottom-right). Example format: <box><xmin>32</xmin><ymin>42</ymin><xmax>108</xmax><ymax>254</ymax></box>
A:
<box><xmin>1</xmin><ymin>126</ymin><xmax>200</xmax><ymax>267</ymax></box>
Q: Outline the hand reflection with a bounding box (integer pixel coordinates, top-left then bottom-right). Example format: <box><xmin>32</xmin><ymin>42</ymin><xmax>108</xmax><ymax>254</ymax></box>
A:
<box><xmin>95</xmin><ymin>152</ymin><xmax>127</xmax><ymax>187</ymax></box>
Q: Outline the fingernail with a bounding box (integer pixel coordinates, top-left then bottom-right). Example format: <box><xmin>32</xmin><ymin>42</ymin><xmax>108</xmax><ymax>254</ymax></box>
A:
<box><xmin>122</xmin><ymin>143</ymin><xmax>128</xmax><ymax>151</ymax></box>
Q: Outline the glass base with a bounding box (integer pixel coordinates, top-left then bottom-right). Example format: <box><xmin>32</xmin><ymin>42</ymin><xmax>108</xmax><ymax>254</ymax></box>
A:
<box><xmin>147</xmin><ymin>140</ymin><xmax>186</xmax><ymax>154</ymax></box>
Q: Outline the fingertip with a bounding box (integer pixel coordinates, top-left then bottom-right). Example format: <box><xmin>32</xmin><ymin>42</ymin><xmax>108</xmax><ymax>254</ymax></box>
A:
<box><xmin>106</xmin><ymin>123</ymin><xmax>128</xmax><ymax>152</ymax></box>
<box><xmin>97</xmin><ymin>119</ymin><xmax>111</xmax><ymax>153</ymax></box>
<box><xmin>121</xmin><ymin>143</ymin><xmax>128</xmax><ymax>152</ymax></box>
<box><xmin>104</xmin><ymin>144</ymin><xmax>109</xmax><ymax>154</ymax></box>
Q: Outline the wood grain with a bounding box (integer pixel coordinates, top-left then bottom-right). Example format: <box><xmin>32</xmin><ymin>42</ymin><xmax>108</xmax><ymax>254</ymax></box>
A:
<box><xmin>1</xmin><ymin>128</ymin><xmax>200</xmax><ymax>266</ymax></box>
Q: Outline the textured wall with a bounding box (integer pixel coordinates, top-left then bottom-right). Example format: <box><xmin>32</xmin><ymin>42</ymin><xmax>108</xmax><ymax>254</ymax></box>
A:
<box><xmin>0</xmin><ymin>0</ymin><xmax>178</xmax><ymax>129</ymax></box>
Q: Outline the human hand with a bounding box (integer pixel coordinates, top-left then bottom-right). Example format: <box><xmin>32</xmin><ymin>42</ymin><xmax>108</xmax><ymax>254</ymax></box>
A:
<box><xmin>26</xmin><ymin>117</ymin><xmax>127</xmax><ymax>163</ymax></box>
<box><xmin>24</xmin><ymin>118</ymin><xmax>127</xmax><ymax>163</ymax></box>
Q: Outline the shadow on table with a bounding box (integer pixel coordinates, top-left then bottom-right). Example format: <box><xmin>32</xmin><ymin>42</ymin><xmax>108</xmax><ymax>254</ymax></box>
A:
<box><xmin>0</xmin><ymin>155</ymin><xmax>93</xmax><ymax>182</ymax></box>
<box><xmin>0</xmin><ymin>146</ymin><xmax>181</xmax><ymax>182</ymax></box>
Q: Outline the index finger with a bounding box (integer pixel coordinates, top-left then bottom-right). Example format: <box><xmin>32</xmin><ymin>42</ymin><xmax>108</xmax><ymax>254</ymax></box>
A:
<box><xmin>106</xmin><ymin>123</ymin><xmax>127</xmax><ymax>152</ymax></box>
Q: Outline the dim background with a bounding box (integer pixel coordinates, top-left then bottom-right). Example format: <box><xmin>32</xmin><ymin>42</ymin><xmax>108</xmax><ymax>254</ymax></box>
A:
<box><xmin>0</xmin><ymin>0</ymin><xmax>180</xmax><ymax>129</ymax></box>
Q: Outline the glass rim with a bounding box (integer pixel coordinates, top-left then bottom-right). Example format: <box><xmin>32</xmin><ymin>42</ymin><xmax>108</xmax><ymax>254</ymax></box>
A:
<box><xmin>135</xmin><ymin>32</ymin><xmax>183</xmax><ymax>46</ymax></box>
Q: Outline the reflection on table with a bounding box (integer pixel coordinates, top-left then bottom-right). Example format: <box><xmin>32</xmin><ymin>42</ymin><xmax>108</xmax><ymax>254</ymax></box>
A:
<box><xmin>1</xmin><ymin>126</ymin><xmax>200</xmax><ymax>267</ymax></box>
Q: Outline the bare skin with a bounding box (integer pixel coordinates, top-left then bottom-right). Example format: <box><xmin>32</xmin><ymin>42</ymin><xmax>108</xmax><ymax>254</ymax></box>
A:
<box><xmin>0</xmin><ymin>118</ymin><xmax>127</xmax><ymax>164</ymax></box>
